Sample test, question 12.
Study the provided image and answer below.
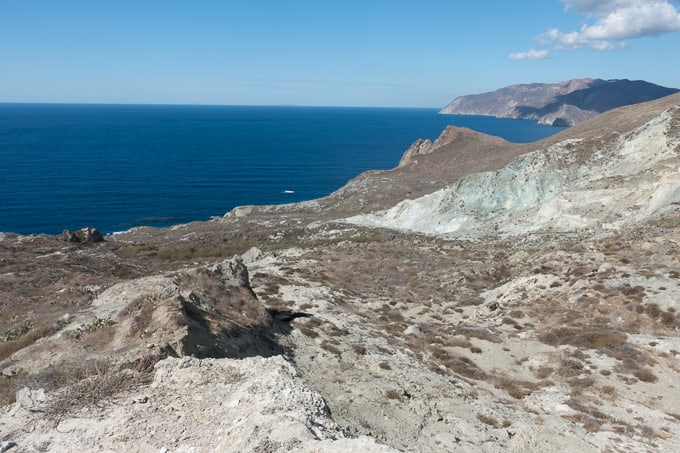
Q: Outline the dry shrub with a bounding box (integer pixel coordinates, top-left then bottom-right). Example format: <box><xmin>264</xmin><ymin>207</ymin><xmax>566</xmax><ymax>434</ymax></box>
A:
<box><xmin>0</xmin><ymin>324</ymin><xmax>58</xmax><ymax>362</ymax></box>
<box><xmin>352</xmin><ymin>344</ymin><xmax>367</xmax><ymax>355</ymax></box>
<box><xmin>80</xmin><ymin>324</ymin><xmax>118</xmax><ymax>351</ymax></box>
<box><xmin>295</xmin><ymin>317</ymin><xmax>322</xmax><ymax>338</ymax></box>
<box><xmin>558</xmin><ymin>359</ymin><xmax>585</xmax><ymax>378</ymax></box>
<box><xmin>458</xmin><ymin>297</ymin><xmax>484</xmax><ymax>307</ymax></box>
<box><xmin>619</xmin><ymin>285</ymin><xmax>646</xmax><ymax>298</ymax></box>
<box><xmin>46</xmin><ymin>370</ymin><xmax>150</xmax><ymax>419</ymax></box>
<box><xmin>116</xmin><ymin>243</ymin><xmax>158</xmax><ymax>257</ymax></box>
<box><xmin>563</xmin><ymin>413</ymin><xmax>602</xmax><ymax>433</ymax></box>
<box><xmin>154</xmin><ymin>246</ymin><xmax>230</xmax><ymax>261</ymax></box>
<box><xmin>632</xmin><ymin>367</ymin><xmax>657</xmax><ymax>383</ymax></box>
<box><xmin>667</xmin><ymin>412</ymin><xmax>680</xmax><ymax>421</ymax></box>
<box><xmin>533</xmin><ymin>366</ymin><xmax>554</xmax><ymax>379</ymax></box>
<box><xmin>441</xmin><ymin>335</ymin><xmax>471</xmax><ymax>349</ymax></box>
<box><xmin>381</xmin><ymin>308</ymin><xmax>405</xmax><ymax>323</ymax></box>
<box><xmin>297</xmin><ymin>325</ymin><xmax>319</xmax><ymax>338</ymax></box>
<box><xmin>320</xmin><ymin>340</ymin><xmax>341</xmax><ymax>356</ymax></box>
<box><xmin>564</xmin><ymin>398</ymin><xmax>609</xmax><ymax>432</ymax></box>
<box><xmin>618</xmin><ymin>375</ymin><xmax>638</xmax><ymax>385</ymax></box>
<box><xmin>644</xmin><ymin>303</ymin><xmax>661</xmax><ymax>319</ymax></box>
<box><xmin>405</xmin><ymin>325</ymin><xmax>472</xmax><ymax>354</ymax></box>
<box><xmin>384</xmin><ymin>389</ymin><xmax>401</xmax><ymax>400</ymax></box>
<box><xmin>571</xmin><ymin>265</ymin><xmax>595</xmax><ymax>277</ymax></box>
<box><xmin>260</xmin><ymin>282</ymin><xmax>281</xmax><ymax>297</ymax></box>
<box><xmin>539</xmin><ymin>327</ymin><xmax>627</xmax><ymax>350</ymax></box>
<box><xmin>23</xmin><ymin>354</ymin><xmax>163</xmax><ymax>420</ymax></box>
<box><xmin>493</xmin><ymin>376</ymin><xmax>537</xmax><ymax>399</ymax></box>
<box><xmin>590</xmin><ymin>283</ymin><xmax>607</xmax><ymax>293</ymax></box>
<box><xmin>598</xmin><ymin>385</ymin><xmax>617</xmax><ymax>398</ymax></box>
<box><xmin>131</xmin><ymin>298</ymin><xmax>158</xmax><ymax>331</ymax></box>
<box><xmin>659</xmin><ymin>311</ymin><xmax>675</xmax><ymax>325</ymax></box>
<box><xmin>122</xmin><ymin>294</ymin><xmax>153</xmax><ymax>316</ymax></box>
<box><xmin>431</xmin><ymin>347</ymin><xmax>487</xmax><ymax>380</ymax></box>
<box><xmin>327</xmin><ymin>325</ymin><xmax>350</xmax><ymax>337</ymax></box>
<box><xmin>508</xmin><ymin>310</ymin><xmax>525</xmax><ymax>319</ymax></box>
<box><xmin>611</xmin><ymin>343</ymin><xmax>656</xmax><ymax>380</ymax></box>
<box><xmin>383</xmin><ymin>322</ymin><xmax>407</xmax><ymax>337</ymax></box>
<box><xmin>455</xmin><ymin>326</ymin><xmax>502</xmax><ymax>344</ymax></box>
<box><xmin>477</xmin><ymin>413</ymin><xmax>499</xmax><ymax>427</ymax></box>
<box><xmin>568</xmin><ymin>377</ymin><xmax>595</xmax><ymax>389</ymax></box>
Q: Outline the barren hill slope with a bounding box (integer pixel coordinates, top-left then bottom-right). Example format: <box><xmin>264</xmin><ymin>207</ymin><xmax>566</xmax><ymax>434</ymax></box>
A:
<box><xmin>2</xmin><ymin>94</ymin><xmax>680</xmax><ymax>452</ymax></box>
<box><xmin>346</xmin><ymin>93</ymin><xmax>680</xmax><ymax>238</ymax></box>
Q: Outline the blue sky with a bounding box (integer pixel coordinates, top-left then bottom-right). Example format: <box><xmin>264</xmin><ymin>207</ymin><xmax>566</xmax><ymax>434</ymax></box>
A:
<box><xmin>1</xmin><ymin>0</ymin><xmax>679</xmax><ymax>107</ymax></box>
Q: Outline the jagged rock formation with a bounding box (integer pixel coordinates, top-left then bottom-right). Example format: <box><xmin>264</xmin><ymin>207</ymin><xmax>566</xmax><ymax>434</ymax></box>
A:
<box><xmin>2</xmin><ymin>256</ymin><xmax>277</xmax><ymax>375</ymax></box>
<box><xmin>2</xmin><ymin>93</ymin><xmax>680</xmax><ymax>452</ymax></box>
<box><xmin>440</xmin><ymin>78</ymin><xmax>679</xmax><ymax>126</ymax></box>
<box><xmin>398</xmin><ymin>126</ymin><xmax>508</xmax><ymax>167</ymax></box>
<box><xmin>60</xmin><ymin>227</ymin><xmax>105</xmax><ymax>243</ymax></box>
<box><xmin>0</xmin><ymin>255</ymin><xmax>395</xmax><ymax>451</ymax></box>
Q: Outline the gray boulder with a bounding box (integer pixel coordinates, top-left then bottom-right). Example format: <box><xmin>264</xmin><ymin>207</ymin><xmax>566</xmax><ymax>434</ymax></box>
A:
<box><xmin>16</xmin><ymin>387</ymin><xmax>48</xmax><ymax>412</ymax></box>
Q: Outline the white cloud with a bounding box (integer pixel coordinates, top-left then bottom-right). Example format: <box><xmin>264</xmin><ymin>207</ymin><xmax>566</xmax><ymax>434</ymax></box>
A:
<box><xmin>562</xmin><ymin>0</ymin><xmax>626</xmax><ymax>15</ymax></box>
<box><xmin>545</xmin><ymin>0</ymin><xmax>680</xmax><ymax>50</ymax></box>
<box><xmin>508</xmin><ymin>49</ymin><xmax>550</xmax><ymax>59</ymax></box>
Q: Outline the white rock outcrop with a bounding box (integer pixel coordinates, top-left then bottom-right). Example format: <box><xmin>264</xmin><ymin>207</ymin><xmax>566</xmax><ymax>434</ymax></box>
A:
<box><xmin>345</xmin><ymin>107</ymin><xmax>680</xmax><ymax>238</ymax></box>
<box><xmin>1</xmin><ymin>356</ymin><xmax>397</xmax><ymax>452</ymax></box>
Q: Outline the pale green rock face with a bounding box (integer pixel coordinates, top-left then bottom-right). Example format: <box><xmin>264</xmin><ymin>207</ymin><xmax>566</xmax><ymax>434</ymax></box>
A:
<box><xmin>346</xmin><ymin>107</ymin><xmax>680</xmax><ymax>239</ymax></box>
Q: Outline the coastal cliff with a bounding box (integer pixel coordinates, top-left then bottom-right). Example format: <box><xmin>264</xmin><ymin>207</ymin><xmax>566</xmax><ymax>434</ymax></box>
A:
<box><xmin>440</xmin><ymin>78</ymin><xmax>679</xmax><ymax>126</ymax></box>
<box><xmin>2</xmin><ymin>93</ymin><xmax>680</xmax><ymax>452</ymax></box>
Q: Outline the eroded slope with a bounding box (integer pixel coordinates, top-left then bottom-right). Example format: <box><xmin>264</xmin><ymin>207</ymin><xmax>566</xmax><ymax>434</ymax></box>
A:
<box><xmin>2</xmin><ymin>94</ymin><xmax>680</xmax><ymax>452</ymax></box>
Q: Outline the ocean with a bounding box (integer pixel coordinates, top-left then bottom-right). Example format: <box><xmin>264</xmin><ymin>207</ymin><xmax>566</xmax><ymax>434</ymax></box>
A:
<box><xmin>0</xmin><ymin>104</ymin><xmax>566</xmax><ymax>235</ymax></box>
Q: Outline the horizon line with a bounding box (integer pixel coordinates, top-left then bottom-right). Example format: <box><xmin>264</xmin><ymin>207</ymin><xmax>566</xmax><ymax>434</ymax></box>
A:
<box><xmin>0</xmin><ymin>101</ymin><xmax>444</xmax><ymax>110</ymax></box>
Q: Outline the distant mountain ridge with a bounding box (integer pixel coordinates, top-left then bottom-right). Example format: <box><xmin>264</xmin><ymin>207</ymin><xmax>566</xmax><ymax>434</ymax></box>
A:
<box><xmin>440</xmin><ymin>78</ymin><xmax>679</xmax><ymax>126</ymax></box>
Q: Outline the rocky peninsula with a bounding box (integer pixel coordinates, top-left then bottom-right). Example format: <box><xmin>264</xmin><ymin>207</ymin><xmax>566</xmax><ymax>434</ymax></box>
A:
<box><xmin>440</xmin><ymin>78</ymin><xmax>679</xmax><ymax>126</ymax></box>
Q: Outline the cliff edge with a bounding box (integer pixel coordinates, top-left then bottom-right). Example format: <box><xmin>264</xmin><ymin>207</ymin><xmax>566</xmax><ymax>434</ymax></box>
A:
<box><xmin>3</xmin><ymin>93</ymin><xmax>680</xmax><ymax>452</ymax></box>
<box><xmin>440</xmin><ymin>78</ymin><xmax>679</xmax><ymax>126</ymax></box>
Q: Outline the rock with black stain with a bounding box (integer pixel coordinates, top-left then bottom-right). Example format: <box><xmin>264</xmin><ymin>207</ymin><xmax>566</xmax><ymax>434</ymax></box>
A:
<box><xmin>61</xmin><ymin>227</ymin><xmax>105</xmax><ymax>243</ymax></box>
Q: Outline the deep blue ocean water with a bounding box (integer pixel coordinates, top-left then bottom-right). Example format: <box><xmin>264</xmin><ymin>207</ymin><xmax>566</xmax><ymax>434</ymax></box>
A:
<box><xmin>0</xmin><ymin>104</ymin><xmax>566</xmax><ymax>235</ymax></box>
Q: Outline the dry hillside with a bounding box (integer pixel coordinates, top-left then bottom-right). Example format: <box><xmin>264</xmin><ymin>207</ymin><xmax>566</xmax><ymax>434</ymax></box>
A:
<box><xmin>1</xmin><ymin>93</ymin><xmax>680</xmax><ymax>452</ymax></box>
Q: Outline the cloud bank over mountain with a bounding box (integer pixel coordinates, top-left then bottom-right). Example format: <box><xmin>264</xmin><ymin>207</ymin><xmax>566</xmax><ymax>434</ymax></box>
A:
<box><xmin>512</xmin><ymin>0</ymin><xmax>680</xmax><ymax>57</ymax></box>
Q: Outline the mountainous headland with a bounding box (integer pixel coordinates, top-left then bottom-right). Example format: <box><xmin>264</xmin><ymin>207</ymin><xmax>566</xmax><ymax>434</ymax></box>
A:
<box><xmin>440</xmin><ymin>78</ymin><xmax>679</xmax><ymax>127</ymax></box>
<box><xmin>1</xmin><ymin>92</ymin><xmax>680</xmax><ymax>451</ymax></box>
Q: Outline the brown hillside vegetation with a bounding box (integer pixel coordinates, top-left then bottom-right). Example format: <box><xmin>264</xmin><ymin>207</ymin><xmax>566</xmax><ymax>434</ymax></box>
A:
<box><xmin>1</xmin><ymin>93</ymin><xmax>680</xmax><ymax>451</ymax></box>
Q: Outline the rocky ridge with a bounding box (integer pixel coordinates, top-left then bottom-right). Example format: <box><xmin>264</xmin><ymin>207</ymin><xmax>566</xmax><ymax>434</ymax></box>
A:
<box><xmin>1</xmin><ymin>93</ymin><xmax>680</xmax><ymax>452</ymax></box>
<box><xmin>440</xmin><ymin>78</ymin><xmax>679</xmax><ymax>126</ymax></box>
<box><xmin>347</xmin><ymin>102</ymin><xmax>680</xmax><ymax>238</ymax></box>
